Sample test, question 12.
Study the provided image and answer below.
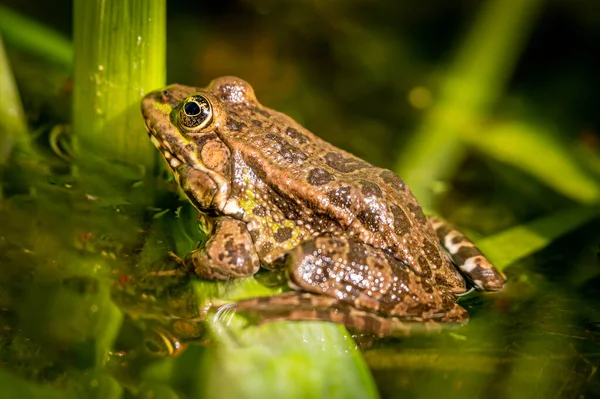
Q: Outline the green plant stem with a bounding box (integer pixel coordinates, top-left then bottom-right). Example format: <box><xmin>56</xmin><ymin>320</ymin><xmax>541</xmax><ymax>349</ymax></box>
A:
<box><xmin>72</xmin><ymin>0</ymin><xmax>165</xmax><ymax>170</ymax></box>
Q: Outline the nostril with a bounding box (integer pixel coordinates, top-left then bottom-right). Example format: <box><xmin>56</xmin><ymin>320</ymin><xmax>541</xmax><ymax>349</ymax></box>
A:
<box><xmin>161</xmin><ymin>90</ymin><xmax>171</xmax><ymax>103</ymax></box>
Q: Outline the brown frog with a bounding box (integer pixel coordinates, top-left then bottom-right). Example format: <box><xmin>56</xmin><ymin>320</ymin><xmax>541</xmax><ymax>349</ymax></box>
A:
<box><xmin>141</xmin><ymin>76</ymin><xmax>505</xmax><ymax>337</ymax></box>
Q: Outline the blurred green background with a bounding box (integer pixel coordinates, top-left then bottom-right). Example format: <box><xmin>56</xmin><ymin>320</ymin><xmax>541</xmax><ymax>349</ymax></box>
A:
<box><xmin>1</xmin><ymin>0</ymin><xmax>599</xmax><ymax>398</ymax></box>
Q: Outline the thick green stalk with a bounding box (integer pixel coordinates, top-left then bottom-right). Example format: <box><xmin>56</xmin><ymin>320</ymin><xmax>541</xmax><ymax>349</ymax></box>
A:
<box><xmin>72</xmin><ymin>0</ymin><xmax>165</xmax><ymax>170</ymax></box>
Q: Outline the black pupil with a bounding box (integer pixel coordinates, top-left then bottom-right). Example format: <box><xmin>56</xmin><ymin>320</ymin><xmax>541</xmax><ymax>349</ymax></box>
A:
<box><xmin>184</xmin><ymin>101</ymin><xmax>201</xmax><ymax>116</ymax></box>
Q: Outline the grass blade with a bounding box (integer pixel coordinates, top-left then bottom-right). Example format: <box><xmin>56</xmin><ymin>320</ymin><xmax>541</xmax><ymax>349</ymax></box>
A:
<box><xmin>0</xmin><ymin>5</ymin><xmax>72</xmax><ymax>68</ymax></box>
<box><xmin>395</xmin><ymin>0</ymin><xmax>543</xmax><ymax>209</ymax></box>
<box><xmin>0</xmin><ymin>34</ymin><xmax>29</xmax><ymax>165</ymax></box>
<box><xmin>477</xmin><ymin>206</ymin><xmax>598</xmax><ymax>270</ymax></box>
<box><xmin>464</xmin><ymin>121</ymin><xmax>600</xmax><ymax>204</ymax></box>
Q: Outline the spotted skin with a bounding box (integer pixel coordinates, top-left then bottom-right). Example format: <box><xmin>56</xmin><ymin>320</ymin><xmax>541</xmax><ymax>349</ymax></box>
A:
<box><xmin>141</xmin><ymin>76</ymin><xmax>506</xmax><ymax>337</ymax></box>
<box><xmin>230</xmin><ymin>292</ymin><xmax>466</xmax><ymax>338</ymax></box>
<box><xmin>185</xmin><ymin>216</ymin><xmax>260</xmax><ymax>280</ymax></box>
<box><xmin>286</xmin><ymin>237</ymin><xmax>467</xmax><ymax>321</ymax></box>
<box><xmin>429</xmin><ymin>216</ymin><xmax>505</xmax><ymax>291</ymax></box>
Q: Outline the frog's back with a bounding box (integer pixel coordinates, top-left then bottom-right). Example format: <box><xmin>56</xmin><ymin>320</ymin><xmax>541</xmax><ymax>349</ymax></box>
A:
<box><xmin>209</xmin><ymin>77</ymin><xmax>465</xmax><ymax>292</ymax></box>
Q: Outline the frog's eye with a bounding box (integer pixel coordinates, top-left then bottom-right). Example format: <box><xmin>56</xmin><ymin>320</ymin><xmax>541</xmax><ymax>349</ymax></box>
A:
<box><xmin>178</xmin><ymin>95</ymin><xmax>212</xmax><ymax>131</ymax></box>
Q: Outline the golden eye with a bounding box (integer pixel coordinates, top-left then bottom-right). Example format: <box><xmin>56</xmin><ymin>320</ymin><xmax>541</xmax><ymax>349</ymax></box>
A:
<box><xmin>179</xmin><ymin>95</ymin><xmax>212</xmax><ymax>130</ymax></box>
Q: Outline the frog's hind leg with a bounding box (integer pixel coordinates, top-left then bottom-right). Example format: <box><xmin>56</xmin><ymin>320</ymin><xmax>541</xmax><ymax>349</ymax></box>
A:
<box><xmin>230</xmin><ymin>292</ymin><xmax>467</xmax><ymax>337</ymax></box>
<box><xmin>429</xmin><ymin>216</ymin><xmax>505</xmax><ymax>291</ymax></box>
<box><xmin>285</xmin><ymin>236</ymin><xmax>469</xmax><ymax>326</ymax></box>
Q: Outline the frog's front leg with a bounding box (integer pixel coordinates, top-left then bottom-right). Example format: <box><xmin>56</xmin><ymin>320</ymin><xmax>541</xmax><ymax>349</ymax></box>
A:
<box><xmin>184</xmin><ymin>216</ymin><xmax>260</xmax><ymax>280</ymax></box>
<box><xmin>286</xmin><ymin>236</ymin><xmax>468</xmax><ymax>324</ymax></box>
<box><xmin>429</xmin><ymin>216</ymin><xmax>505</xmax><ymax>291</ymax></box>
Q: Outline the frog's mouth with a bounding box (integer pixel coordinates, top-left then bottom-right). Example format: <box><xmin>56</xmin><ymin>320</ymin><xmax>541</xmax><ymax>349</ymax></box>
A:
<box><xmin>145</xmin><ymin>126</ymin><xmax>185</xmax><ymax>170</ymax></box>
<box><xmin>141</xmin><ymin>96</ymin><xmax>187</xmax><ymax>170</ymax></box>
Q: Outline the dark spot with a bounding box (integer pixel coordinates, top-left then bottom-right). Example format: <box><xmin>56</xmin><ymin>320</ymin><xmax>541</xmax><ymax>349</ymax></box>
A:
<box><xmin>259</xmin><ymin>242</ymin><xmax>273</xmax><ymax>258</ymax></box>
<box><xmin>258</xmin><ymin>242</ymin><xmax>273</xmax><ymax>258</ymax></box>
<box><xmin>299</xmin><ymin>292</ymin><xmax>318</xmax><ymax>306</ymax></box>
<box><xmin>380</xmin><ymin>170</ymin><xmax>405</xmax><ymax>191</ymax></box>
<box><xmin>347</xmin><ymin>241</ymin><xmax>368</xmax><ymax>266</ymax></box>
<box><xmin>160</xmin><ymin>89</ymin><xmax>179</xmax><ymax>107</ymax></box>
<box><xmin>224</xmin><ymin>239</ymin><xmax>241</xmax><ymax>260</ymax></box>
<box><xmin>327</xmin><ymin>187</ymin><xmax>352</xmax><ymax>209</ymax></box>
<box><xmin>455</xmin><ymin>246</ymin><xmax>481</xmax><ymax>262</ymax></box>
<box><xmin>194</xmin><ymin>133</ymin><xmax>219</xmax><ymax>148</ymax></box>
<box><xmin>433</xmin><ymin>221</ymin><xmax>453</xmax><ymax>241</ymax></box>
<box><xmin>251</xmin><ymin>119</ymin><xmax>263</xmax><ymax>127</ymax></box>
<box><xmin>422</xmin><ymin>239</ymin><xmax>442</xmax><ymax>270</ymax></box>
<box><xmin>160</xmin><ymin>89</ymin><xmax>172</xmax><ymax>103</ymax></box>
<box><xmin>249</xmin><ymin>229</ymin><xmax>260</xmax><ymax>242</ymax></box>
<box><xmin>325</xmin><ymin>152</ymin><xmax>369</xmax><ymax>173</ymax></box>
<box><xmin>268</xmin><ymin>187</ymin><xmax>302</xmax><ymax>220</ymax></box>
<box><xmin>307</xmin><ymin>168</ymin><xmax>334</xmax><ymax>186</ymax></box>
<box><xmin>218</xmin><ymin>253</ymin><xmax>225</xmax><ymax>261</ymax></box>
<box><xmin>253</xmin><ymin>106</ymin><xmax>270</xmax><ymax>118</ymax></box>
<box><xmin>451</xmin><ymin>235</ymin><xmax>466</xmax><ymax>245</ymax></box>
<box><xmin>265</xmin><ymin>133</ymin><xmax>308</xmax><ymax>163</ymax></box>
<box><xmin>359</xmin><ymin>180</ymin><xmax>382</xmax><ymax>198</ymax></box>
<box><xmin>435</xmin><ymin>274</ymin><xmax>449</xmax><ymax>287</ymax></box>
<box><xmin>285</xmin><ymin>127</ymin><xmax>308</xmax><ymax>144</ymax></box>
<box><xmin>307</xmin><ymin>213</ymin><xmax>341</xmax><ymax>233</ymax></box>
<box><xmin>357</xmin><ymin>209</ymin><xmax>380</xmax><ymax>233</ymax></box>
<box><xmin>407</xmin><ymin>203</ymin><xmax>427</xmax><ymax>225</ymax></box>
<box><xmin>274</xmin><ymin>227</ymin><xmax>293</xmax><ymax>243</ymax></box>
<box><xmin>253</xmin><ymin>205</ymin><xmax>266</xmax><ymax>217</ymax></box>
<box><xmin>417</xmin><ymin>255</ymin><xmax>428</xmax><ymax>275</ymax></box>
<box><xmin>389</xmin><ymin>205</ymin><xmax>411</xmax><ymax>236</ymax></box>
<box><xmin>226</xmin><ymin>117</ymin><xmax>246</xmax><ymax>131</ymax></box>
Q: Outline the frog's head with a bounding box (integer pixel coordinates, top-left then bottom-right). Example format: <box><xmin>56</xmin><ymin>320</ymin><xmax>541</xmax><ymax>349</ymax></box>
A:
<box><xmin>142</xmin><ymin>77</ymin><xmax>257</xmax><ymax>211</ymax></box>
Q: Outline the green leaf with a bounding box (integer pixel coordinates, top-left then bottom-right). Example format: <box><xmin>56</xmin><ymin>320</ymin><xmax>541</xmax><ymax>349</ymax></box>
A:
<box><xmin>0</xmin><ymin>34</ymin><xmax>29</xmax><ymax>165</ymax></box>
<box><xmin>477</xmin><ymin>206</ymin><xmax>599</xmax><ymax>270</ymax></box>
<box><xmin>198</xmin><ymin>322</ymin><xmax>379</xmax><ymax>399</ymax></box>
<box><xmin>187</xmin><ymin>280</ymin><xmax>378</xmax><ymax>399</ymax></box>
<box><xmin>464</xmin><ymin>122</ymin><xmax>600</xmax><ymax>204</ymax></box>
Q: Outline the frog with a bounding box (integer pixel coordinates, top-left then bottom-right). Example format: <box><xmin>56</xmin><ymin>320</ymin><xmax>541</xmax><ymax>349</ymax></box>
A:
<box><xmin>141</xmin><ymin>76</ymin><xmax>505</xmax><ymax>337</ymax></box>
